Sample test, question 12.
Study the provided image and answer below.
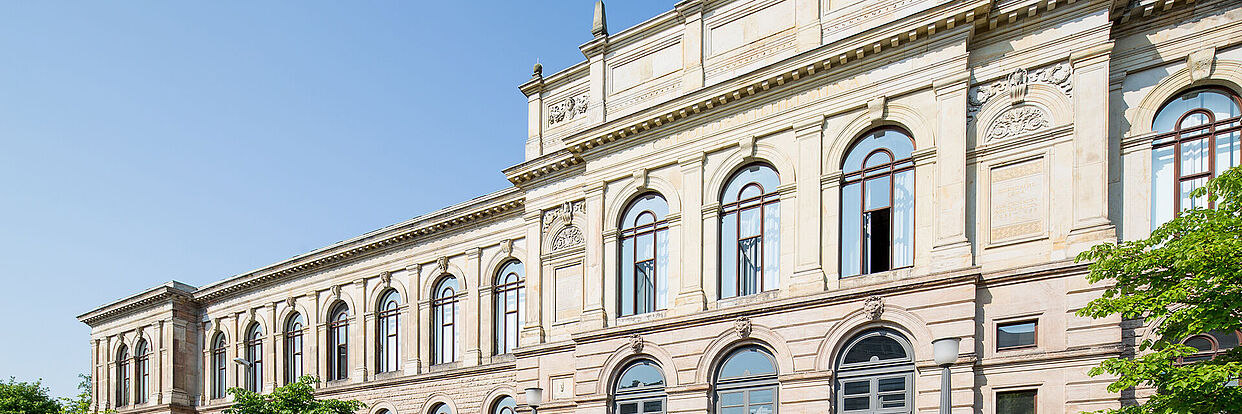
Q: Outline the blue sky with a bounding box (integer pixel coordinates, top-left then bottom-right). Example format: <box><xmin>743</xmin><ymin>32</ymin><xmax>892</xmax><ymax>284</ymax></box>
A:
<box><xmin>0</xmin><ymin>1</ymin><xmax>673</xmax><ymax>398</ymax></box>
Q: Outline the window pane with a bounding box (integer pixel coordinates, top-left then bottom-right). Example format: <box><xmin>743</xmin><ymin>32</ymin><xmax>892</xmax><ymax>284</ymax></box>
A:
<box><xmin>843</xmin><ymin>129</ymin><xmax>914</xmax><ymax>172</ymax></box>
<box><xmin>721</xmin><ymin>408</ymin><xmax>745</xmax><ymax>414</ymax></box>
<box><xmin>722</xmin><ymin>165</ymin><xmax>780</xmax><ymax>203</ymax></box>
<box><xmin>636</xmin><ymin>260</ymin><xmax>655</xmax><ymax>314</ymax></box>
<box><xmin>748</xmin><ymin>404</ymin><xmax>773</xmax><ymax>414</ymax></box>
<box><xmin>721</xmin><ymin>213</ymin><xmax>737</xmax><ymax>298</ymax></box>
<box><xmin>892</xmin><ymin>170</ymin><xmax>914</xmax><ymax>268</ymax></box>
<box><xmin>762</xmin><ymin>202</ymin><xmax>780</xmax><ymax>291</ymax></box>
<box><xmin>996</xmin><ymin>390</ymin><xmax>1036</xmax><ymax>414</ymax></box>
<box><xmin>636</xmin><ymin>232</ymin><xmax>655</xmax><ymax>261</ymax></box>
<box><xmin>843</xmin><ymin>396</ymin><xmax>869</xmax><ymax>411</ymax></box>
<box><xmin>621</xmin><ymin>237</ymin><xmax>634</xmax><ymax>314</ymax></box>
<box><xmin>739</xmin><ymin>237</ymin><xmax>761</xmax><ymax>296</ymax></box>
<box><xmin>1212</xmin><ymin>331</ymin><xmax>1240</xmax><ymax>350</ymax></box>
<box><xmin>1181</xmin><ymin>177</ymin><xmax>1209</xmax><ymax>211</ymax></box>
<box><xmin>878</xmin><ymin>377</ymin><xmax>905</xmax><ymax>393</ymax></box>
<box><xmin>1219</xmin><ymin>131</ymin><xmax>1241</xmax><ymax>170</ymax></box>
<box><xmin>864</xmin><ymin>176</ymin><xmax>891</xmax><ymax>210</ymax></box>
<box><xmin>749</xmin><ymin>388</ymin><xmax>773</xmax><ymax>404</ymax></box>
<box><xmin>719</xmin><ymin>347</ymin><xmax>777</xmax><ymax>379</ymax></box>
<box><xmin>843</xmin><ymin>334</ymin><xmax>907</xmax><ymax>363</ymax></box>
<box><xmin>880</xmin><ymin>393</ymin><xmax>905</xmax><ymax>408</ymax></box>
<box><xmin>623</xmin><ymin>194</ymin><xmax>668</xmax><ymax>228</ymax></box>
<box><xmin>616</xmin><ymin>362</ymin><xmax>665</xmax><ymax>390</ymax></box>
<box><xmin>1154</xmin><ymin>90</ymin><xmax>1241</xmax><ymax>132</ymax></box>
<box><xmin>1152</xmin><ymin>145</ymin><xmax>1176</xmax><ymax>228</ymax></box>
<box><xmin>1185</xmin><ymin>336</ymin><xmax>1214</xmax><ymax>352</ymax></box>
<box><xmin>720</xmin><ymin>391</ymin><xmax>744</xmax><ymax>406</ymax></box>
<box><xmin>619</xmin><ymin>403</ymin><xmax>638</xmax><ymax>414</ymax></box>
<box><xmin>998</xmin><ymin>321</ymin><xmax>1037</xmax><ymax>349</ymax></box>
<box><xmin>841</xmin><ymin>183</ymin><xmax>862</xmax><ymax>278</ymax></box>
<box><xmin>1181</xmin><ymin>137</ymin><xmax>1210</xmax><ymax>176</ymax></box>
<box><xmin>642</xmin><ymin>400</ymin><xmax>663</xmax><ymax>412</ymax></box>
<box><xmin>843</xmin><ymin>381</ymin><xmax>869</xmax><ymax>396</ymax></box>
<box><xmin>739</xmin><ymin>207</ymin><xmax>761</xmax><ymax>238</ymax></box>
<box><xmin>655</xmin><ymin>230</ymin><xmax>669</xmax><ymax>310</ymax></box>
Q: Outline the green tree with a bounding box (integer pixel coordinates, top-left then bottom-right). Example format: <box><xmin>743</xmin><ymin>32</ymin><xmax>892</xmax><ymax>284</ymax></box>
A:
<box><xmin>0</xmin><ymin>377</ymin><xmax>62</xmax><ymax>414</ymax></box>
<box><xmin>224</xmin><ymin>376</ymin><xmax>365</xmax><ymax>414</ymax></box>
<box><xmin>58</xmin><ymin>374</ymin><xmax>94</xmax><ymax>414</ymax></box>
<box><xmin>1076</xmin><ymin>166</ymin><xmax>1242</xmax><ymax>413</ymax></box>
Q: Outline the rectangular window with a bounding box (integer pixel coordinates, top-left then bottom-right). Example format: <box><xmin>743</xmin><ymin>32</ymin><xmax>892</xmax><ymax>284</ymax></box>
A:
<box><xmin>997</xmin><ymin>320</ymin><xmax>1037</xmax><ymax>350</ymax></box>
<box><xmin>996</xmin><ymin>390</ymin><xmax>1036</xmax><ymax>414</ymax></box>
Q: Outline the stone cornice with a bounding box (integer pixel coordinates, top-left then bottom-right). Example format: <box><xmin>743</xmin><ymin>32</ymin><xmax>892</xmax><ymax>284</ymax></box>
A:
<box><xmin>77</xmin><ymin>281</ymin><xmax>196</xmax><ymax>327</ymax></box>
<box><xmin>505</xmin><ymin>1</ymin><xmax>992</xmax><ymax>186</ymax></box>
<box><xmin>188</xmin><ymin>188</ymin><xmax>525</xmax><ymax>304</ymax></box>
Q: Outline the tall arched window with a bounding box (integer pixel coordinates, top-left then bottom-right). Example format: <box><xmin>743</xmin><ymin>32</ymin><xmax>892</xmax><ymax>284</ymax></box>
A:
<box><xmin>720</xmin><ymin>164</ymin><xmax>781</xmax><ymax>298</ymax></box>
<box><xmin>494</xmin><ymin>261</ymin><xmax>525</xmax><ymax>355</ymax></box>
<box><xmin>1151</xmin><ymin>88</ymin><xmax>1242</xmax><ymax>227</ymax></box>
<box><xmin>834</xmin><ymin>328</ymin><xmax>915</xmax><ymax>413</ymax></box>
<box><xmin>432</xmin><ymin>276</ymin><xmax>460</xmax><ymax>364</ymax></box>
<box><xmin>714</xmin><ymin>346</ymin><xmax>779</xmax><ymax>414</ymax></box>
<box><xmin>376</xmin><ymin>290</ymin><xmax>401</xmax><ymax>373</ymax></box>
<box><xmin>115</xmin><ymin>345</ymin><xmax>130</xmax><ymax>406</ymax></box>
<box><xmin>134</xmin><ymin>340</ymin><xmax>149</xmax><ymax>404</ymax></box>
<box><xmin>619</xmin><ymin>193</ymin><xmax>670</xmax><ymax>316</ymax></box>
<box><xmin>244</xmin><ymin>323</ymin><xmax>263</xmax><ymax>392</ymax></box>
<box><xmin>614</xmin><ymin>360</ymin><xmax>666</xmax><ymax>414</ymax></box>
<box><xmin>283</xmin><ymin>312</ymin><xmax>304</xmax><ymax>384</ymax></box>
<box><xmin>1178</xmin><ymin>330</ymin><xmax>1241</xmax><ymax>364</ymax></box>
<box><xmin>327</xmin><ymin>303</ymin><xmax>350</xmax><ymax>381</ymax></box>
<box><xmin>211</xmin><ymin>333</ymin><xmax>227</xmax><ymax>399</ymax></box>
<box><xmin>841</xmin><ymin>128</ymin><xmax>915</xmax><ymax>278</ymax></box>
<box><xmin>491</xmin><ymin>395</ymin><xmax>517</xmax><ymax>414</ymax></box>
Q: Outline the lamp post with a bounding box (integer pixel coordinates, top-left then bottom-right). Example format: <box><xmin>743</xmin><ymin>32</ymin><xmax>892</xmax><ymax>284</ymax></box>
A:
<box><xmin>524</xmin><ymin>387</ymin><xmax>544</xmax><ymax>414</ymax></box>
<box><xmin>932</xmin><ymin>337</ymin><xmax>961</xmax><ymax>414</ymax></box>
<box><xmin>233</xmin><ymin>358</ymin><xmax>253</xmax><ymax>391</ymax></box>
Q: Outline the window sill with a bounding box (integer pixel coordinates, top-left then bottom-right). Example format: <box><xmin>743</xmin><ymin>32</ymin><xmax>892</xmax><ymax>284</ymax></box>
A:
<box><xmin>616</xmin><ymin>310</ymin><xmax>668</xmax><ymax>326</ymax></box>
<box><xmin>324</xmin><ymin>379</ymin><xmax>350</xmax><ymax>388</ymax></box>
<box><xmin>839</xmin><ymin>267</ymin><xmax>914</xmax><ymax>288</ymax></box>
<box><xmin>714</xmin><ymin>290</ymin><xmax>780</xmax><ymax>309</ymax></box>
<box><xmin>374</xmin><ymin>371</ymin><xmax>403</xmax><ymax>381</ymax></box>
<box><xmin>428</xmin><ymin>361</ymin><xmax>461</xmax><ymax>372</ymax></box>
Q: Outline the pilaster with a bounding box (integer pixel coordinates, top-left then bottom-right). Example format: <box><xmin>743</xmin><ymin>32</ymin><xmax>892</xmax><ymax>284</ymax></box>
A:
<box><xmin>580</xmin><ymin>183</ymin><xmax>608</xmax><ymax>329</ymax></box>
<box><xmin>520</xmin><ymin>211</ymin><xmax>546</xmax><ymax>345</ymax></box>
<box><xmin>352</xmin><ymin>279</ymin><xmax>367</xmax><ymax>382</ymax></box>
<box><xmin>581</xmin><ymin>36</ymin><xmax>610</xmax><ymax>124</ymax></box>
<box><xmin>929</xmin><ymin>75</ymin><xmax>974</xmax><ymax>271</ymax></box>
<box><xmin>520</xmin><ymin>75</ymin><xmax>546</xmax><ymax>160</ymax></box>
<box><xmin>1067</xmin><ymin>43</ymin><xmax>1118</xmax><ymax>250</ymax></box>
<box><xmin>463</xmin><ymin>248</ymin><xmax>483</xmax><ymax>366</ymax></box>
<box><xmin>404</xmin><ymin>264</ymin><xmax>422</xmax><ymax>374</ymax></box>
<box><xmin>790</xmin><ymin>119</ymin><xmax>827</xmax><ymax>294</ymax></box>
<box><xmin>673</xmin><ymin>154</ymin><xmax>708</xmax><ymax>314</ymax></box>
<box><xmin>676</xmin><ymin>0</ymin><xmax>705</xmax><ymax>92</ymax></box>
<box><xmin>793</xmin><ymin>0</ymin><xmax>822</xmax><ymax>52</ymax></box>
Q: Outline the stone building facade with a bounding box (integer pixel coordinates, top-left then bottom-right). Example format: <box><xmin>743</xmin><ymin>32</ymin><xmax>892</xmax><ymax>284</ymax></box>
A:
<box><xmin>78</xmin><ymin>0</ymin><xmax>1242</xmax><ymax>413</ymax></box>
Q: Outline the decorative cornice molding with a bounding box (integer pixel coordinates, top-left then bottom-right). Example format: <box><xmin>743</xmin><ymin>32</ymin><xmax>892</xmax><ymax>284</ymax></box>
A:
<box><xmin>77</xmin><ymin>282</ymin><xmax>196</xmax><ymax>326</ymax></box>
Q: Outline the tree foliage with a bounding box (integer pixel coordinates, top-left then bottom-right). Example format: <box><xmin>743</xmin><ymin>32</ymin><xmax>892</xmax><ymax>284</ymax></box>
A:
<box><xmin>58</xmin><ymin>374</ymin><xmax>94</xmax><ymax>414</ymax></box>
<box><xmin>223</xmin><ymin>376</ymin><xmax>365</xmax><ymax>414</ymax></box>
<box><xmin>1076</xmin><ymin>166</ymin><xmax>1242</xmax><ymax>413</ymax></box>
<box><xmin>0</xmin><ymin>378</ymin><xmax>62</xmax><ymax>414</ymax></box>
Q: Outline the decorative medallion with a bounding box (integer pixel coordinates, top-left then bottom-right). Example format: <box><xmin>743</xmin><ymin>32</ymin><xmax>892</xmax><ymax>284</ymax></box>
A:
<box><xmin>734</xmin><ymin>317</ymin><xmax>752</xmax><ymax>338</ymax></box>
<box><xmin>986</xmin><ymin>106</ymin><xmax>1050</xmax><ymax>141</ymax></box>
<box><xmin>629</xmin><ymin>334</ymin><xmax>644</xmax><ymax>353</ymax></box>
<box><xmin>551</xmin><ymin>226</ymin><xmax>585</xmax><ymax>251</ymax></box>
<box><xmin>863</xmin><ymin>296</ymin><xmax>885</xmax><ymax>320</ymax></box>
<box><xmin>548</xmin><ymin>94</ymin><xmax>589</xmax><ymax>127</ymax></box>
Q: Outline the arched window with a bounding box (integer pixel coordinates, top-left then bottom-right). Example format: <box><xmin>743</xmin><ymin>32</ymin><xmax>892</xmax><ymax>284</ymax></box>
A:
<box><xmin>283</xmin><ymin>312</ymin><xmax>305</xmax><ymax>384</ymax></box>
<box><xmin>134</xmin><ymin>340</ymin><xmax>149</xmax><ymax>404</ymax></box>
<box><xmin>720</xmin><ymin>164</ymin><xmax>781</xmax><ymax>298</ymax></box>
<box><xmin>377</xmin><ymin>290</ymin><xmax>401</xmax><ymax>373</ymax></box>
<box><xmin>841</xmin><ymin>128</ymin><xmax>915</xmax><ymax>278</ymax></box>
<box><xmin>211</xmin><ymin>333</ymin><xmax>227</xmax><ymax>399</ymax></box>
<box><xmin>714</xmin><ymin>346</ymin><xmax>779</xmax><ymax>414</ymax></box>
<box><xmin>430</xmin><ymin>403</ymin><xmax>453</xmax><ymax>414</ymax></box>
<box><xmin>613</xmin><ymin>360</ymin><xmax>666</xmax><ymax>414</ymax></box>
<box><xmin>327</xmin><ymin>303</ymin><xmax>350</xmax><ymax>381</ymax></box>
<box><xmin>1178</xmin><ymin>330</ymin><xmax>1241</xmax><ymax>364</ymax></box>
<box><xmin>491</xmin><ymin>395</ymin><xmax>517</xmax><ymax>414</ymax></box>
<box><xmin>244</xmin><ymin>323</ymin><xmax>263</xmax><ymax>392</ymax></box>
<box><xmin>432</xmin><ymin>276</ymin><xmax>460</xmax><ymax>364</ymax></box>
<box><xmin>834</xmin><ymin>328</ymin><xmax>915</xmax><ymax>413</ymax></box>
<box><xmin>115</xmin><ymin>345</ymin><xmax>130</xmax><ymax>406</ymax></box>
<box><xmin>1151</xmin><ymin>88</ymin><xmax>1242</xmax><ymax>227</ymax></box>
<box><xmin>619</xmin><ymin>193</ymin><xmax>670</xmax><ymax>316</ymax></box>
<box><xmin>494</xmin><ymin>261</ymin><xmax>525</xmax><ymax>355</ymax></box>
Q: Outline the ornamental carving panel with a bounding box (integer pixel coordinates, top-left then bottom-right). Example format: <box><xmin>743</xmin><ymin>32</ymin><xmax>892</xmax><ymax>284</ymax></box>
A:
<box><xmin>551</xmin><ymin>226</ymin><xmax>584</xmax><ymax>250</ymax></box>
<box><xmin>548</xmin><ymin>94</ymin><xmax>589</xmax><ymax>127</ymax></box>
<box><xmin>986</xmin><ymin>106</ymin><xmax>1051</xmax><ymax>141</ymax></box>
<box><xmin>968</xmin><ymin>62</ymin><xmax>1072</xmax><ymax>118</ymax></box>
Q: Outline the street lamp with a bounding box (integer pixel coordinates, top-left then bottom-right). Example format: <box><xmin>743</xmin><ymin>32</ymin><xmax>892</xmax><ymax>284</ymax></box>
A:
<box><xmin>524</xmin><ymin>387</ymin><xmax>544</xmax><ymax>414</ymax></box>
<box><xmin>233</xmin><ymin>358</ymin><xmax>253</xmax><ymax>391</ymax></box>
<box><xmin>932</xmin><ymin>337</ymin><xmax>961</xmax><ymax>414</ymax></box>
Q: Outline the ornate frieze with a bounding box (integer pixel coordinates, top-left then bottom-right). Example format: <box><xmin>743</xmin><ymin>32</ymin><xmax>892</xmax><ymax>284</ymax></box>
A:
<box><xmin>986</xmin><ymin>106</ymin><xmax>1051</xmax><ymax>141</ymax></box>
<box><xmin>968</xmin><ymin>62</ymin><xmax>1072</xmax><ymax>118</ymax></box>
<box><xmin>548</xmin><ymin>94</ymin><xmax>589</xmax><ymax>127</ymax></box>
<box><xmin>542</xmin><ymin>201</ymin><xmax>585</xmax><ymax>234</ymax></box>
<box><xmin>551</xmin><ymin>226</ymin><xmax>584</xmax><ymax>251</ymax></box>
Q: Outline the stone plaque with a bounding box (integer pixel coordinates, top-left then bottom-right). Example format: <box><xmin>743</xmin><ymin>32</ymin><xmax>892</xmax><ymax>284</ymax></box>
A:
<box><xmin>550</xmin><ymin>375</ymin><xmax>573</xmax><ymax>400</ymax></box>
<box><xmin>554</xmin><ymin>263</ymin><xmax>583</xmax><ymax>321</ymax></box>
<box><xmin>989</xmin><ymin>158</ymin><xmax>1046</xmax><ymax>242</ymax></box>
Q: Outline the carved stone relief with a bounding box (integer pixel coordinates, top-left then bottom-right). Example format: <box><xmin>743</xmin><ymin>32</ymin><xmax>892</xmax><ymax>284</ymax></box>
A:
<box><xmin>543</xmin><ymin>201</ymin><xmax>585</xmax><ymax>234</ymax></box>
<box><xmin>499</xmin><ymin>239</ymin><xmax>513</xmax><ymax>257</ymax></box>
<box><xmin>629</xmin><ymin>334</ymin><xmax>644</xmax><ymax>353</ymax></box>
<box><xmin>863</xmin><ymin>296</ymin><xmax>885</xmax><ymax>320</ymax></box>
<box><xmin>1188</xmin><ymin>47</ymin><xmax>1216</xmax><ymax>82</ymax></box>
<box><xmin>968</xmin><ymin>62</ymin><xmax>1072</xmax><ymax>118</ymax></box>
<box><xmin>986</xmin><ymin>106</ymin><xmax>1051</xmax><ymax>141</ymax></box>
<box><xmin>734</xmin><ymin>317</ymin><xmax>752</xmax><ymax>338</ymax></box>
<box><xmin>551</xmin><ymin>226</ymin><xmax>584</xmax><ymax>251</ymax></box>
<box><xmin>548</xmin><ymin>94</ymin><xmax>589</xmax><ymax>127</ymax></box>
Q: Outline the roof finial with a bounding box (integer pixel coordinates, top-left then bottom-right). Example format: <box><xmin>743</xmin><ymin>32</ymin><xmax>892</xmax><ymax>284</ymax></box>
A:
<box><xmin>592</xmin><ymin>1</ymin><xmax>608</xmax><ymax>38</ymax></box>
<box><xmin>533</xmin><ymin>58</ymin><xmax>543</xmax><ymax>79</ymax></box>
